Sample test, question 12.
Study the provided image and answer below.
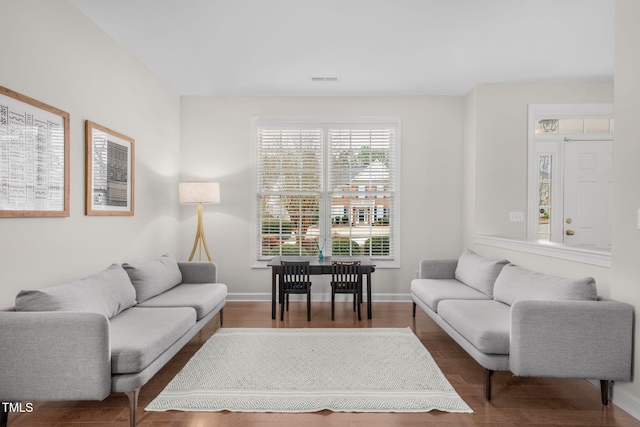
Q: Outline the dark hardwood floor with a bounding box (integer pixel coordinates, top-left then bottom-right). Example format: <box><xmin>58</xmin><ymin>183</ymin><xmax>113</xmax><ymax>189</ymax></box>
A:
<box><xmin>7</xmin><ymin>301</ymin><xmax>640</xmax><ymax>426</ymax></box>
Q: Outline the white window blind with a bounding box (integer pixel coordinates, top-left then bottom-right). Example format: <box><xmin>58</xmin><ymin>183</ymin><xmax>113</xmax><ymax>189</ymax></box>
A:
<box><xmin>329</xmin><ymin>129</ymin><xmax>395</xmax><ymax>257</ymax></box>
<box><xmin>257</xmin><ymin>129</ymin><xmax>323</xmax><ymax>257</ymax></box>
<box><xmin>255</xmin><ymin>119</ymin><xmax>399</xmax><ymax>263</ymax></box>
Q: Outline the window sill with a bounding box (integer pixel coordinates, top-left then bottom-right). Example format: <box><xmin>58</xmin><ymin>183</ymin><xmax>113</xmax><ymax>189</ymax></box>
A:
<box><xmin>252</xmin><ymin>258</ymin><xmax>400</xmax><ymax>269</ymax></box>
<box><xmin>473</xmin><ymin>235</ymin><xmax>611</xmax><ymax>268</ymax></box>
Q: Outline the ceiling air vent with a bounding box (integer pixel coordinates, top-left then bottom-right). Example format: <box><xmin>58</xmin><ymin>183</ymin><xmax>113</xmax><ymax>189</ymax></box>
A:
<box><xmin>311</xmin><ymin>76</ymin><xmax>339</xmax><ymax>82</ymax></box>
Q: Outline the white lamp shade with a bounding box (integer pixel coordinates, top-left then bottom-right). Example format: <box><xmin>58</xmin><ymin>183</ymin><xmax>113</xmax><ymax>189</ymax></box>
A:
<box><xmin>179</xmin><ymin>182</ymin><xmax>220</xmax><ymax>205</ymax></box>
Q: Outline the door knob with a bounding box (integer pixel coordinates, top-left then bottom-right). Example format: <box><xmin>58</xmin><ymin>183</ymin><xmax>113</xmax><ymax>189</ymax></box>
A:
<box><xmin>566</xmin><ymin>230</ymin><xmax>575</xmax><ymax>236</ymax></box>
<box><xmin>566</xmin><ymin>218</ymin><xmax>572</xmax><ymax>224</ymax></box>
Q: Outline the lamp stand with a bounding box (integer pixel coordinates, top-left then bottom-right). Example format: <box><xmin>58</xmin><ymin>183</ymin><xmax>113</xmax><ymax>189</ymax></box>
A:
<box><xmin>188</xmin><ymin>203</ymin><xmax>212</xmax><ymax>261</ymax></box>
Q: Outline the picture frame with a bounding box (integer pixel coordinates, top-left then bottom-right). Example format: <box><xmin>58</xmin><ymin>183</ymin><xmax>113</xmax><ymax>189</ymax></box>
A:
<box><xmin>0</xmin><ymin>86</ymin><xmax>70</xmax><ymax>218</ymax></box>
<box><xmin>85</xmin><ymin>120</ymin><xmax>135</xmax><ymax>216</ymax></box>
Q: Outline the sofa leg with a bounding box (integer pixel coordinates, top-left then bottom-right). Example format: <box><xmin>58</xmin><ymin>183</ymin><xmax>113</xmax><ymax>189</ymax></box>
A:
<box><xmin>601</xmin><ymin>380</ymin><xmax>609</xmax><ymax>405</ymax></box>
<box><xmin>484</xmin><ymin>368</ymin><xmax>493</xmax><ymax>401</ymax></box>
<box><xmin>412</xmin><ymin>302</ymin><xmax>416</xmax><ymax>317</ymax></box>
<box><xmin>125</xmin><ymin>388</ymin><xmax>140</xmax><ymax>427</ymax></box>
<box><xmin>219</xmin><ymin>308</ymin><xmax>224</xmax><ymax>327</ymax></box>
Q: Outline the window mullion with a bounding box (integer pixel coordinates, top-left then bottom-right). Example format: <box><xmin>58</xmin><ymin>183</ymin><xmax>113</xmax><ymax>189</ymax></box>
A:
<box><xmin>321</xmin><ymin>127</ymin><xmax>330</xmax><ymax>255</ymax></box>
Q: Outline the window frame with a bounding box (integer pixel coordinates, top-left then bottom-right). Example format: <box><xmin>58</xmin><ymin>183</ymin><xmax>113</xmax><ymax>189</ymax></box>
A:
<box><xmin>250</xmin><ymin>116</ymin><xmax>401</xmax><ymax>268</ymax></box>
<box><xmin>527</xmin><ymin>104</ymin><xmax>614</xmax><ymax>244</ymax></box>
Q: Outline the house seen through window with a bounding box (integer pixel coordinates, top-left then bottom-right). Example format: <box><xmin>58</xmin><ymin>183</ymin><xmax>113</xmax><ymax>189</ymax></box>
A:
<box><xmin>254</xmin><ymin>118</ymin><xmax>399</xmax><ymax>263</ymax></box>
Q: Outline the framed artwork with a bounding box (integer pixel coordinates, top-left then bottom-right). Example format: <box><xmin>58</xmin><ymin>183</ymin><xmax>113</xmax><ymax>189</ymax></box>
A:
<box><xmin>85</xmin><ymin>120</ymin><xmax>135</xmax><ymax>216</ymax></box>
<box><xmin>0</xmin><ymin>86</ymin><xmax>70</xmax><ymax>218</ymax></box>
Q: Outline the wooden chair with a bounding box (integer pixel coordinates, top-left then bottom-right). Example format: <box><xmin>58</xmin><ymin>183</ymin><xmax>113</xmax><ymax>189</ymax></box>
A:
<box><xmin>330</xmin><ymin>260</ymin><xmax>362</xmax><ymax>321</ymax></box>
<box><xmin>279</xmin><ymin>261</ymin><xmax>312</xmax><ymax>321</ymax></box>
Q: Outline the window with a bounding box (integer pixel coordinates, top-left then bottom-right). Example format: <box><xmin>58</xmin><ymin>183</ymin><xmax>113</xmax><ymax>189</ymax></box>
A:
<box><xmin>537</xmin><ymin>154</ymin><xmax>552</xmax><ymax>241</ymax></box>
<box><xmin>253</xmin><ymin>118</ymin><xmax>400</xmax><ymax>265</ymax></box>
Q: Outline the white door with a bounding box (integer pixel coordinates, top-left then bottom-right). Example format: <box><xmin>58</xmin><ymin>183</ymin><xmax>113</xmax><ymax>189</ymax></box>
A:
<box><xmin>563</xmin><ymin>140</ymin><xmax>612</xmax><ymax>248</ymax></box>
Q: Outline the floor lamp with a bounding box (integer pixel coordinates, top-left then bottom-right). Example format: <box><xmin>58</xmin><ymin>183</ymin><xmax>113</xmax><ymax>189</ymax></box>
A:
<box><xmin>179</xmin><ymin>182</ymin><xmax>220</xmax><ymax>261</ymax></box>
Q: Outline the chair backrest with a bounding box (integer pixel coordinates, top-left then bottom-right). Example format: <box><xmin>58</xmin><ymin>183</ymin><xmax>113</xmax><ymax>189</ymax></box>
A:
<box><xmin>331</xmin><ymin>261</ymin><xmax>361</xmax><ymax>291</ymax></box>
<box><xmin>281</xmin><ymin>261</ymin><xmax>311</xmax><ymax>290</ymax></box>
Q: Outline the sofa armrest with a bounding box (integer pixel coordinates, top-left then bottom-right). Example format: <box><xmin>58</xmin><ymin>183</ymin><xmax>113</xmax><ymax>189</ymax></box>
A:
<box><xmin>510</xmin><ymin>300</ymin><xmax>633</xmax><ymax>381</ymax></box>
<box><xmin>178</xmin><ymin>261</ymin><xmax>218</xmax><ymax>283</ymax></box>
<box><xmin>0</xmin><ymin>311</ymin><xmax>111</xmax><ymax>401</ymax></box>
<box><xmin>419</xmin><ymin>259</ymin><xmax>458</xmax><ymax>279</ymax></box>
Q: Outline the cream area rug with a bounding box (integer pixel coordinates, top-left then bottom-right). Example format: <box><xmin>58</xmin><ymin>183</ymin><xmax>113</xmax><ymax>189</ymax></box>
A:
<box><xmin>146</xmin><ymin>328</ymin><xmax>473</xmax><ymax>414</ymax></box>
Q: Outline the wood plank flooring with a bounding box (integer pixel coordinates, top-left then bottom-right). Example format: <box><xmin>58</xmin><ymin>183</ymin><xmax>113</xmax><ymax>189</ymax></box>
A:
<box><xmin>6</xmin><ymin>301</ymin><xmax>640</xmax><ymax>426</ymax></box>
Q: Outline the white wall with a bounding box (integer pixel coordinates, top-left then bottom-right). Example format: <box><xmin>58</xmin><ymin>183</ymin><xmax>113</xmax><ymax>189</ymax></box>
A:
<box><xmin>463</xmin><ymin>14</ymin><xmax>640</xmax><ymax>418</ymax></box>
<box><xmin>462</xmin><ymin>87</ymin><xmax>477</xmax><ymax>249</ymax></box>
<box><xmin>0</xmin><ymin>0</ymin><xmax>182</xmax><ymax>308</ymax></box>
<box><xmin>179</xmin><ymin>96</ymin><xmax>464</xmax><ymax>298</ymax></box>
<box><xmin>473</xmin><ymin>83</ymin><xmax>614</xmax><ymax>239</ymax></box>
<box><xmin>466</xmin><ymin>83</ymin><xmax>616</xmax><ymax>300</ymax></box>
<box><xmin>609</xmin><ymin>0</ymin><xmax>640</xmax><ymax>415</ymax></box>
<box><xmin>464</xmin><ymin>83</ymin><xmax>616</xmax><ymax>295</ymax></box>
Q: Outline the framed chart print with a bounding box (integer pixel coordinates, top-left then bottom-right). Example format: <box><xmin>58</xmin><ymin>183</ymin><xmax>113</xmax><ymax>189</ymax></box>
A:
<box><xmin>0</xmin><ymin>86</ymin><xmax>70</xmax><ymax>218</ymax></box>
<box><xmin>85</xmin><ymin>120</ymin><xmax>135</xmax><ymax>216</ymax></box>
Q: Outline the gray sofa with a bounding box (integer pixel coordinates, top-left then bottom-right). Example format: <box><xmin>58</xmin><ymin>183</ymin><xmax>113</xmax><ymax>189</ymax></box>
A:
<box><xmin>0</xmin><ymin>255</ymin><xmax>227</xmax><ymax>427</ymax></box>
<box><xmin>411</xmin><ymin>249</ymin><xmax>633</xmax><ymax>403</ymax></box>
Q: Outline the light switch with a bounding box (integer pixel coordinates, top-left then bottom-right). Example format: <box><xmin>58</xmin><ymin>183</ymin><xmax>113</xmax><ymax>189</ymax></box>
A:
<box><xmin>509</xmin><ymin>211</ymin><xmax>524</xmax><ymax>223</ymax></box>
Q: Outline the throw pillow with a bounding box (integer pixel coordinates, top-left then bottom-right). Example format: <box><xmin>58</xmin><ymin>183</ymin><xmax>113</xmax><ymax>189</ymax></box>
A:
<box><xmin>122</xmin><ymin>255</ymin><xmax>183</xmax><ymax>303</ymax></box>
<box><xmin>454</xmin><ymin>249</ymin><xmax>509</xmax><ymax>297</ymax></box>
<box><xmin>15</xmin><ymin>264</ymin><xmax>137</xmax><ymax>319</ymax></box>
<box><xmin>493</xmin><ymin>264</ymin><xmax>597</xmax><ymax>306</ymax></box>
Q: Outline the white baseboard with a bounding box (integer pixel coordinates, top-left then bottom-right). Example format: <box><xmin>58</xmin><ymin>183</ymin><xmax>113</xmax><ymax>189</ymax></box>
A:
<box><xmin>612</xmin><ymin>387</ymin><xmax>640</xmax><ymax>421</ymax></box>
<box><xmin>586</xmin><ymin>379</ymin><xmax>640</xmax><ymax>421</ymax></box>
<box><xmin>227</xmin><ymin>293</ymin><xmax>411</xmax><ymax>303</ymax></box>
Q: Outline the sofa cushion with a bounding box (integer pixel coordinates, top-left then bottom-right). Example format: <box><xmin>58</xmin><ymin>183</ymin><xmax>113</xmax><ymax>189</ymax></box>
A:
<box><xmin>15</xmin><ymin>264</ymin><xmax>136</xmax><ymax>319</ymax></box>
<box><xmin>109</xmin><ymin>307</ymin><xmax>196</xmax><ymax>374</ymax></box>
<box><xmin>454</xmin><ymin>249</ymin><xmax>509</xmax><ymax>297</ymax></box>
<box><xmin>438</xmin><ymin>299</ymin><xmax>511</xmax><ymax>355</ymax></box>
<box><xmin>122</xmin><ymin>255</ymin><xmax>183</xmax><ymax>303</ymax></box>
<box><xmin>493</xmin><ymin>264</ymin><xmax>597</xmax><ymax>306</ymax></box>
<box><xmin>411</xmin><ymin>278</ymin><xmax>490</xmax><ymax>312</ymax></box>
<box><xmin>136</xmin><ymin>283</ymin><xmax>227</xmax><ymax>320</ymax></box>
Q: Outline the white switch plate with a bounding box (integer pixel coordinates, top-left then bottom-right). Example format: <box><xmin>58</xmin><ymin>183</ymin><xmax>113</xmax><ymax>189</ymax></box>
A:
<box><xmin>509</xmin><ymin>211</ymin><xmax>524</xmax><ymax>222</ymax></box>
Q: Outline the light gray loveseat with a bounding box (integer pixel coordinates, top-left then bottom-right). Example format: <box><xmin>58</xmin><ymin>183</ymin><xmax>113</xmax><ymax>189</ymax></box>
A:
<box><xmin>411</xmin><ymin>249</ymin><xmax>633</xmax><ymax>404</ymax></box>
<box><xmin>0</xmin><ymin>255</ymin><xmax>227</xmax><ymax>427</ymax></box>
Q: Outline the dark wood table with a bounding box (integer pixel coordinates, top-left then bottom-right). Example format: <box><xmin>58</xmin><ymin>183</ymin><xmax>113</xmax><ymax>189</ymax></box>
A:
<box><xmin>268</xmin><ymin>256</ymin><xmax>376</xmax><ymax>320</ymax></box>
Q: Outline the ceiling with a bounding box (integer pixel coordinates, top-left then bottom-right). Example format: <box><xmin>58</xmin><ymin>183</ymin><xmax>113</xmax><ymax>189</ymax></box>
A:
<box><xmin>69</xmin><ymin>0</ymin><xmax>615</xmax><ymax>97</ymax></box>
